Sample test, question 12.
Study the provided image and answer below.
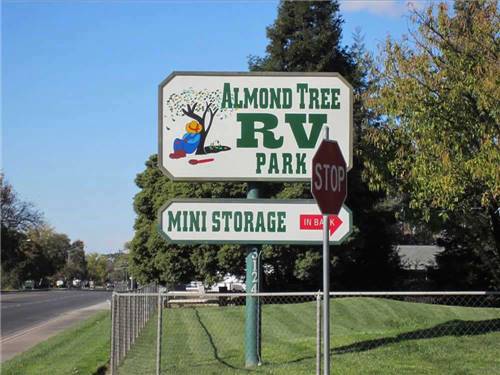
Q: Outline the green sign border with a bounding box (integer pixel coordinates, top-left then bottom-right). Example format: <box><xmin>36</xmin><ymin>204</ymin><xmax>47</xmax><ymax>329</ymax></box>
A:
<box><xmin>158</xmin><ymin>71</ymin><xmax>354</xmax><ymax>182</ymax></box>
<box><xmin>157</xmin><ymin>198</ymin><xmax>353</xmax><ymax>245</ymax></box>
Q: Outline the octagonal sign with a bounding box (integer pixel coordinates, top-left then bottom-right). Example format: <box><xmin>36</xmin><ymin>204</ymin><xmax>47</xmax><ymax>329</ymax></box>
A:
<box><xmin>311</xmin><ymin>140</ymin><xmax>347</xmax><ymax>215</ymax></box>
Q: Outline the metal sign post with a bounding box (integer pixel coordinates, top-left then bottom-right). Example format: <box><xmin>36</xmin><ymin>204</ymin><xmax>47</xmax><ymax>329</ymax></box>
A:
<box><xmin>311</xmin><ymin>127</ymin><xmax>348</xmax><ymax>375</ymax></box>
<box><xmin>245</xmin><ymin>183</ymin><xmax>261</xmax><ymax>367</ymax></box>
<box><xmin>322</xmin><ymin>127</ymin><xmax>331</xmax><ymax>375</ymax></box>
<box><xmin>323</xmin><ymin>208</ymin><xmax>330</xmax><ymax>375</ymax></box>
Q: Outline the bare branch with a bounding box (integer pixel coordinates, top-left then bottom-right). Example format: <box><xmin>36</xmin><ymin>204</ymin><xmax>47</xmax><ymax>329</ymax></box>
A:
<box><xmin>202</xmin><ymin>102</ymin><xmax>211</xmax><ymax>122</ymax></box>
<box><xmin>182</xmin><ymin>103</ymin><xmax>204</xmax><ymax>124</ymax></box>
<box><xmin>1</xmin><ymin>176</ymin><xmax>43</xmax><ymax>232</ymax></box>
<box><xmin>205</xmin><ymin>107</ymin><xmax>219</xmax><ymax>134</ymax></box>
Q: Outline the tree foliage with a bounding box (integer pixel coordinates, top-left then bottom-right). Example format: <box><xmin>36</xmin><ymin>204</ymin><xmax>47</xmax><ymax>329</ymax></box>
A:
<box><xmin>0</xmin><ymin>176</ymin><xmax>90</xmax><ymax>288</ymax></box>
<box><xmin>365</xmin><ymin>0</ymin><xmax>500</xmax><ymax>288</ymax></box>
<box><xmin>1</xmin><ymin>174</ymin><xmax>43</xmax><ymax>232</ymax></box>
<box><xmin>62</xmin><ymin>240</ymin><xmax>88</xmax><ymax>280</ymax></box>
<box><xmin>1</xmin><ymin>176</ymin><xmax>44</xmax><ymax>288</ymax></box>
<box><xmin>22</xmin><ymin>226</ymin><xmax>71</xmax><ymax>285</ymax></box>
<box><xmin>87</xmin><ymin>253</ymin><xmax>109</xmax><ymax>285</ymax></box>
<box><xmin>248</xmin><ymin>0</ymin><xmax>351</xmax><ymax>75</ymax></box>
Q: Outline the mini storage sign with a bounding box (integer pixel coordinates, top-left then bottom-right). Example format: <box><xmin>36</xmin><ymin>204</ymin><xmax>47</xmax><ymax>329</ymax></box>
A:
<box><xmin>159</xmin><ymin>72</ymin><xmax>353</xmax><ymax>181</ymax></box>
<box><xmin>159</xmin><ymin>199</ymin><xmax>352</xmax><ymax>245</ymax></box>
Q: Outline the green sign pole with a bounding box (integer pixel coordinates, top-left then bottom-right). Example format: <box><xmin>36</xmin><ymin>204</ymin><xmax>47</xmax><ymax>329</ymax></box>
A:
<box><xmin>245</xmin><ymin>182</ymin><xmax>261</xmax><ymax>367</ymax></box>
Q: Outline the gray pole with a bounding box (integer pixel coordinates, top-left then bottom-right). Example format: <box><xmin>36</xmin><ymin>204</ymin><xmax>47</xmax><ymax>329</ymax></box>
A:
<box><xmin>323</xmin><ymin>126</ymin><xmax>330</xmax><ymax>375</ymax></box>
<box><xmin>156</xmin><ymin>292</ymin><xmax>163</xmax><ymax>375</ymax></box>
<box><xmin>110</xmin><ymin>294</ymin><xmax>116</xmax><ymax>375</ymax></box>
<box><xmin>316</xmin><ymin>291</ymin><xmax>321</xmax><ymax>375</ymax></box>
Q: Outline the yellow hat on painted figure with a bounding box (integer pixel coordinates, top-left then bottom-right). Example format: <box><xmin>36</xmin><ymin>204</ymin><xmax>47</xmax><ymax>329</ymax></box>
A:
<box><xmin>186</xmin><ymin>120</ymin><xmax>203</xmax><ymax>134</ymax></box>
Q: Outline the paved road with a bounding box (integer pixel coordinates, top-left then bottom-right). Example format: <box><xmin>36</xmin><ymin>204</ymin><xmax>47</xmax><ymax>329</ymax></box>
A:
<box><xmin>1</xmin><ymin>290</ymin><xmax>111</xmax><ymax>338</ymax></box>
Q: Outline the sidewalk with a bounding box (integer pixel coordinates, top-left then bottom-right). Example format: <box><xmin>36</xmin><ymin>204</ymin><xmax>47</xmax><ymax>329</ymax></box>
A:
<box><xmin>0</xmin><ymin>300</ymin><xmax>110</xmax><ymax>362</ymax></box>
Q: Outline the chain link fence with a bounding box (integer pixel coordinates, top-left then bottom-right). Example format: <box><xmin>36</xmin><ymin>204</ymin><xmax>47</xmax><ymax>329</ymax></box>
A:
<box><xmin>110</xmin><ymin>283</ymin><xmax>159</xmax><ymax>374</ymax></box>
<box><xmin>110</xmin><ymin>291</ymin><xmax>500</xmax><ymax>374</ymax></box>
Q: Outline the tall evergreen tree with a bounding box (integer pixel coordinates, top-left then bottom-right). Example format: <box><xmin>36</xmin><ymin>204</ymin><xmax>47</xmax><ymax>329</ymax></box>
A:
<box><xmin>248</xmin><ymin>1</ymin><xmax>352</xmax><ymax>76</ymax></box>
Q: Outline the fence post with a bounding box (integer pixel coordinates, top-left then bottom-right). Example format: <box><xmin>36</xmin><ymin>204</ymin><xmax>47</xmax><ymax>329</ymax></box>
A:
<box><xmin>156</xmin><ymin>291</ymin><xmax>163</xmax><ymax>375</ymax></box>
<box><xmin>110</xmin><ymin>294</ymin><xmax>116</xmax><ymax>375</ymax></box>
<box><xmin>119</xmin><ymin>294</ymin><xmax>124</xmax><ymax>364</ymax></box>
<box><xmin>131</xmin><ymin>294</ymin><xmax>134</xmax><ymax>341</ymax></box>
<box><xmin>130</xmin><ymin>295</ymin><xmax>134</xmax><ymax>344</ymax></box>
<box><xmin>126</xmin><ymin>295</ymin><xmax>130</xmax><ymax>353</ymax></box>
<box><xmin>133</xmin><ymin>295</ymin><xmax>137</xmax><ymax>342</ymax></box>
<box><xmin>135</xmin><ymin>294</ymin><xmax>138</xmax><ymax>340</ymax></box>
<box><xmin>142</xmin><ymin>291</ymin><xmax>145</xmax><ymax>328</ymax></box>
<box><xmin>316</xmin><ymin>291</ymin><xmax>321</xmax><ymax>375</ymax></box>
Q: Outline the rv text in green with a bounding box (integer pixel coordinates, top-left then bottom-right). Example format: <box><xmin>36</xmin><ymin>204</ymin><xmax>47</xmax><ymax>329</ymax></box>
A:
<box><xmin>221</xmin><ymin>82</ymin><xmax>344</xmax><ymax>176</ymax></box>
<box><xmin>167</xmin><ymin>210</ymin><xmax>287</xmax><ymax>233</ymax></box>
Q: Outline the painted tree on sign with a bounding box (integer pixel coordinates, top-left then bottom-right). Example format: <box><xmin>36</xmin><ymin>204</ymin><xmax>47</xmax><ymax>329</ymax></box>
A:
<box><xmin>165</xmin><ymin>89</ymin><xmax>233</xmax><ymax>155</ymax></box>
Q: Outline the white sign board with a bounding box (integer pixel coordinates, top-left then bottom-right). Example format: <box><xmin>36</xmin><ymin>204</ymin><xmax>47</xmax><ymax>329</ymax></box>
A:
<box><xmin>158</xmin><ymin>199</ymin><xmax>352</xmax><ymax>245</ymax></box>
<box><xmin>159</xmin><ymin>72</ymin><xmax>353</xmax><ymax>181</ymax></box>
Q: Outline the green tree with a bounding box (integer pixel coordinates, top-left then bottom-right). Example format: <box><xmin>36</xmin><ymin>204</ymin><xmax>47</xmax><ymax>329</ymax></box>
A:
<box><xmin>248</xmin><ymin>1</ymin><xmax>352</xmax><ymax>75</ymax></box>
<box><xmin>107</xmin><ymin>251</ymin><xmax>129</xmax><ymax>283</ymax></box>
<box><xmin>21</xmin><ymin>226</ymin><xmax>71</xmax><ymax>286</ymax></box>
<box><xmin>62</xmin><ymin>240</ymin><xmax>88</xmax><ymax>281</ymax></box>
<box><xmin>365</xmin><ymin>1</ymin><xmax>500</xmax><ymax>288</ymax></box>
<box><xmin>87</xmin><ymin>253</ymin><xmax>109</xmax><ymax>285</ymax></box>
<box><xmin>1</xmin><ymin>175</ymin><xmax>44</xmax><ymax>288</ymax></box>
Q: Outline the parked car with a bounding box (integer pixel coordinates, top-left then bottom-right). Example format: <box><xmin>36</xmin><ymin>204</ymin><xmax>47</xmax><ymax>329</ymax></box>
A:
<box><xmin>23</xmin><ymin>280</ymin><xmax>34</xmax><ymax>289</ymax></box>
<box><xmin>56</xmin><ymin>280</ymin><xmax>65</xmax><ymax>288</ymax></box>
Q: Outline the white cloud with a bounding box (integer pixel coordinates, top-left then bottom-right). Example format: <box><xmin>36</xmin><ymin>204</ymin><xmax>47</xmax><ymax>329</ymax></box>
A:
<box><xmin>340</xmin><ymin>0</ymin><xmax>428</xmax><ymax>17</ymax></box>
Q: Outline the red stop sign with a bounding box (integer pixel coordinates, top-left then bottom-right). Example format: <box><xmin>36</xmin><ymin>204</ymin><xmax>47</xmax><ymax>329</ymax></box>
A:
<box><xmin>311</xmin><ymin>140</ymin><xmax>347</xmax><ymax>215</ymax></box>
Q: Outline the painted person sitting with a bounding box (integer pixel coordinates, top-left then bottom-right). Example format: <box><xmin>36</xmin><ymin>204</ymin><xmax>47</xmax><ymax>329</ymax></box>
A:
<box><xmin>169</xmin><ymin>120</ymin><xmax>203</xmax><ymax>159</ymax></box>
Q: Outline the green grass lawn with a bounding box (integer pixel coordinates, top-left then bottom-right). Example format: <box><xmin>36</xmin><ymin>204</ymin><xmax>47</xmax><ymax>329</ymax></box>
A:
<box><xmin>119</xmin><ymin>297</ymin><xmax>500</xmax><ymax>375</ymax></box>
<box><xmin>1</xmin><ymin>311</ymin><xmax>110</xmax><ymax>375</ymax></box>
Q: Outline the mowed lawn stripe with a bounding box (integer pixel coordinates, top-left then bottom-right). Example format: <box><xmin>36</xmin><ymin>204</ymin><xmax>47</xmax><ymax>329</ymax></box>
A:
<box><xmin>196</xmin><ymin>306</ymin><xmax>245</xmax><ymax>365</ymax></box>
<box><xmin>260</xmin><ymin>303</ymin><xmax>315</xmax><ymax>363</ymax></box>
<box><xmin>118</xmin><ymin>313</ymin><xmax>158</xmax><ymax>374</ymax></box>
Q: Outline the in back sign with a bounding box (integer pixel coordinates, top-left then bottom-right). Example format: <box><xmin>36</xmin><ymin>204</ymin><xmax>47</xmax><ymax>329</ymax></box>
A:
<box><xmin>158</xmin><ymin>72</ymin><xmax>353</xmax><ymax>181</ymax></box>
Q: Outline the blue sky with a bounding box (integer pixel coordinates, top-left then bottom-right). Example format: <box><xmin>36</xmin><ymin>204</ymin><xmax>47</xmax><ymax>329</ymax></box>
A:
<box><xmin>2</xmin><ymin>0</ymin><xmax>427</xmax><ymax>253</ymax></box>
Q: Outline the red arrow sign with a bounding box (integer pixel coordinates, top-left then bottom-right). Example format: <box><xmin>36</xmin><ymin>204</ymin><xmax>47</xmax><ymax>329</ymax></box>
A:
<box><xmin>299</xmin><ymin>215</ymin><xmax>343</xmax><ymax>237</ymax></box>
